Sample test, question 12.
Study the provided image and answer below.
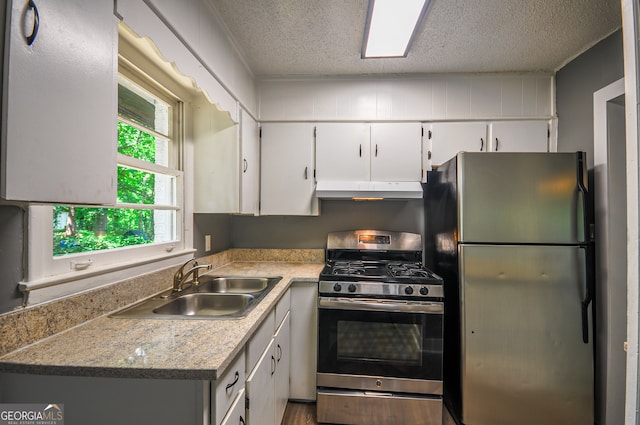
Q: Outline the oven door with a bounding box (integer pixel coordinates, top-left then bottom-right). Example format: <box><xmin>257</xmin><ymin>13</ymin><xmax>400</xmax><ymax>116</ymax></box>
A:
<box><xmin>317</xmin><ymin>297</ymin><xmax>443</xmax><ymax>395</ymax></box>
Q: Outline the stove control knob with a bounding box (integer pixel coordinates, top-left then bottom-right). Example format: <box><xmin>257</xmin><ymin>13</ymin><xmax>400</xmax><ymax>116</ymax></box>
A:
<box><xmin>404</xmin><ymin>286</ymin><xmax>414</xmax><ymax>295</ymax></box>
<box><xmin>420</xmin><ymin>286</ymin><xmax>429</xmax><ymax>296</ymax></box>
<box><xmin>348</xmin><ymin>283</ymin><xmax>357</xmax><ymax>293</ymax></box>
<box><xmin>333</xmin><ymin>283</ymin><xmax>342</xmax><ymax>292</ymax></box>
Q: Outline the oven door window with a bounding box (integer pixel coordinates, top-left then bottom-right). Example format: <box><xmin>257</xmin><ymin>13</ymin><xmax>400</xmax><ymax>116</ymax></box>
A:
<box><xmin>318</xmin><ymin>307</ymin><xmax>442</xmax><ymax>381</ymax></box>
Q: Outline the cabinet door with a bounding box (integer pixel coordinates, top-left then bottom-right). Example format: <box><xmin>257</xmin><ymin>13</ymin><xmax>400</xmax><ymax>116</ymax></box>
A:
<box><xmin>193</xmin><ymin>99</ymin><xmax>240</xmax><ymax>213</ymax></box>
<box><xmin>260</xmin><ymin>123</ymin><xmax>318</xmax><ymax>216</ymax></box>
<box><xmin>289</xmin><ymin>282</ymin><xmax>317</xmax><ymax>401</ymax></box>
<box><xmin>214</xmin><ymin>352</ymin><xmax>246</xmax><ymax>425</ymax></box>
<box><xmin>274</xmin><ymin>312</ymin><xmax>291</xmax><ymax>425</ymax></box>
<box><xmin>490</xmin><ymin>121</ymin><xmax>549</xmax><ymax>152</ymax></box>
<box><xmin>316</xmin><ymin>123</ymin><xmax>370</xmax><ymax>181</ymax></box>
<box><xmin>428</xmin><ymin>122</ymin><xmax>488</xmax><ymax>167</ymax></box>
<box><xmin>246</xmin><ymin>339</ymin><xmax>276</xmax><ymax>425</ymax></box>
<box><xmin>370</xmin><ymin>123</ymin><xmax>422</xmax><ymax>181</ymax></box>
<box><xmin>2</xmin><ymin>0</ymin><xmax>117</xmax><ymax>203</ymax></box>
<box><xmin>220</xmin><ymin>389</ymin><xmax>246</xmax><ymax>425</ymax></box>
<box><xmin>240</xmin><ymin>110</ymin><xmax>260</xmax><ymax>215</ymax></box>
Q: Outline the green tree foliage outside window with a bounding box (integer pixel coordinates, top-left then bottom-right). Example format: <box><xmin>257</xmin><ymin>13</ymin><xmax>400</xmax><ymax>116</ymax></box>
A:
<box><xmin>53</xmin><ymin>122</ymin><xmax>158</xmax><ymax>256</ymax></box>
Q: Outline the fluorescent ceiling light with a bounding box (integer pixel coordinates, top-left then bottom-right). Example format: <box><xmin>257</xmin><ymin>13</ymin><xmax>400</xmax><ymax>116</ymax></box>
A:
<box><xmin>362</xmin><ymin>0</ymin><xmax>430</xmax><ymax>58</ymax></box>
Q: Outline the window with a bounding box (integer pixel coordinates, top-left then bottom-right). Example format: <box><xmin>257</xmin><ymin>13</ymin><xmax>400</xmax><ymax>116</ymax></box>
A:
<box><xmin>26</xmin><ymin>35</ymin><xmax>194</xmax><ymax>292</ymax></box>
<box><xmin>52</xmin><ymin>72</ymin><xmax>181</xmax><ymax>257</ymax></box>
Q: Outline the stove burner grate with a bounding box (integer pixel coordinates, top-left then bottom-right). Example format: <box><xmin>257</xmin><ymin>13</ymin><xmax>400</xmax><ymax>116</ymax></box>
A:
<box><xmin>387</xmin><ymin>263</ymin><xmax>431</xmax><ymax>278</ymax></box>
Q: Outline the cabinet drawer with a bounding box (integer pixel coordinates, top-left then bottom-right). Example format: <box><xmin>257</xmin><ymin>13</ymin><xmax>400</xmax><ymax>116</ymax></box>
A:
<box><xmin>220</xmin><ymin>388</ymin><xmax>246</xmax><ymax>425</ymax></box>
<box><xmin>214</xmin><ymin>351</ymin><xmax>246</xmax><ymax>425</ymax></box>
<box><xmin>246</xmin><ymin>310</ymin><xmax>275</xmax><ymax>374</ymax></box>
<box><xmin>275</xmin><ymin>290</ymin><xmax>291</xmax><ymax>328</ymax></box>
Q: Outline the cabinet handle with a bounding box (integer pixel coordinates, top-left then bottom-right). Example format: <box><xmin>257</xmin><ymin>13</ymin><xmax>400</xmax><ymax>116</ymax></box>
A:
<box><xmin>495</xmin><ymin>137</ymin><xmax>500</xmax><ymax>151</ymax></box>
<box><xmin>243</xmin><ymin>158</ymin><xmax>248</xmax><ymax>173</ymax></box>
<box><xmin>480</xmin><ymin>138</ymin><xmax>484</xmax><ymax>152</ymax></box>
<box><xmin>359</xmin><ymin>144</ymin><xmax>362</xmax><ymax>157</ymax></box>
<box><xmin>375</xmin><ymin>144</ymin><xmax>378</xmax><ymax>157</ymax></box>
<box><xmin>271</xmin><ymin>355</ymin><xmax>276</xmax><ymax>376</ymax></box>
<box><xmin>304</xmin><ymin>166</ymin><xmax>308</xmax><ymax>180</ymax></box>
<box><xmin>240</xmin><ymin>417</ymin><xmax>246</xmax><ymax>425</ymax></box>
<box><xmin>276</xmin><ymin>344</ymin><xmax>282</xmax><ymax>362</ymax></box>
<box><xmin>26</xmin><ymin>0</ymin><xmax>40</xmax><ymax>46</ymax></box>
<box><xmin>225</xmin><ymin>371</ymin><xmax>239</xmax><ymax>392</ymax></box>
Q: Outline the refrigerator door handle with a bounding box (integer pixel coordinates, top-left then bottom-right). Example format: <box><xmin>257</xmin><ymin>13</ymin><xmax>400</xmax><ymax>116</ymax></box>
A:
<box><xmin>581</xmin><ymin>243</ymin><xmax>595</xmax><ymax>344</ymax></box>
<box><xmin>577</xmin><ymin>153</ymin><xmax>593</xmax><ymax>344</ymax></box>
<box><xmin>576</xmin><ymin>153</ymin><xmax>589</xmax><ymax>243</ymax></box>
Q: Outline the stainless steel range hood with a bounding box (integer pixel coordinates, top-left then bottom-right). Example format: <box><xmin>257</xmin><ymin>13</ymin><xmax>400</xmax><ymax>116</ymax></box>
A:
<box><xmin>315</xmin><ymin>181</ymin><xmax>423</xmax><ymax>200</ymax></box>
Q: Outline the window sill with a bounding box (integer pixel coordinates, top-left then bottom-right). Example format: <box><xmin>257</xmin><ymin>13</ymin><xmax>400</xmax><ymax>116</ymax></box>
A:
<box><xmin>19</xmin><ymin>249</ymin><xmax>196</xmax><ymax>307</ymax></box>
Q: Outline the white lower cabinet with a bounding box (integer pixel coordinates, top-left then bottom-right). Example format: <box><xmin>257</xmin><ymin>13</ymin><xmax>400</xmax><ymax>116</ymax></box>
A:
<box><xmin>221</xmin><ymin>388</ymin><xmax>246</xmax><ymax>425</ymax></box>
<box><xmin>245</xmin><ymin>291</ymin><xmax>291</xmax><ymax>425</ymax></box>
<box><xmin>289</xmin><ymin>281</ymin><xmax>318</xmax><ymax>401</ymax></box>
<box><xmin>214</xmin><ymin>351</ymin><xmax>246</xmax><ymax>425</ymax></box>
<box><xmin>246</xmin><ymin>338</ymin><xmax>277</xmax><ymax>425</ymax></box>
<box><xmin>274</xmin><ymin>313</ymin><xmax>291</xmax><ymax>425</ymax></box>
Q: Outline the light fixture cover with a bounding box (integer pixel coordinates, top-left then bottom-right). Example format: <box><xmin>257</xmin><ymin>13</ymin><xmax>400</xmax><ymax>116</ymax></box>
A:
<box><xmin>362</xmin><ymin>0</ymin><xmax>430</xmax><ymax>58</ymax></box>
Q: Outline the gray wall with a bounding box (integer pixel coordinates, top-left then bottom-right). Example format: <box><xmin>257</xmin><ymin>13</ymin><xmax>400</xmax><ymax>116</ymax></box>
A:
<box><xmin>194</xmin><ymin>213</ymin><xmax>232</xmax><ymax>256</ymax></box>
<box><xmin>0</xmin><ymin>205</ymin><xmax>25</xmax><ymax>312</ymax></box>
<box><xmin>556</xmin><ymin>30</ymin><xmax>623</xmax><ymax>162</ymax></box>
<box><xmin>230</xmin><ymin>199</ymin><xmax>424</xmax><ymax>249</ymax></box>
<box><xmin>555</xmin><ymin>29</ymin><xmax>624</xmax><ymax>425</ymax></box>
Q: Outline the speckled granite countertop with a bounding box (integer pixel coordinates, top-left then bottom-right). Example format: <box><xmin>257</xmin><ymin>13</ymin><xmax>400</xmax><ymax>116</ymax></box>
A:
<box><xmin>0</xmin><ymin>261</ymin><xmax>323</xmax><ymax>381</ymax></box>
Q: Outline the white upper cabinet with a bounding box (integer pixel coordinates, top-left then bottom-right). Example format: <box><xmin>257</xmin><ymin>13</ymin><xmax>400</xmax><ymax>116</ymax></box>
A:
<box><xmin>260</xmin><ymin>123</ymin><xmax>318</xmax><ymax>216</ymax></box>
<box><xmin>193</xmin><ymin>99</ymin><xmax>239</xmax><ymax>213</ymax></box>
<box><xmin>489</xmin><ymin>121</ymin><xmax>549</xmax><ymax>152</ymax></box>
<box><xmin>370</xmin><ymin>123</ymin><xmax>422</xmax><ymax>181</ymax></box>
<box><xmin>2</xmin><ymin>0</ymin><xmax>117</xmax><ymax>204</ymax></box>
<box><xmin>427</xmin><ymin>122</ymin><xmax>489</xmax><ymax>168</ymax></box>
<box><xmin>427</xmin><ymin>120</ymin><xmax>550</xmax><ymax>168</ymax></box>
<box><xmin>315</xmin><ymin>123</ymin><xmax>369</xmax><ymax>181</ymax></box>
<box><xmin>316</xmin><ymin>122</ymin><xmax>422</xmax><ymax>182</ymax></box>
<box><xmin>240</xmin><ymin>110</ymin><xmax>260</xmax><ymax>215</ymax></box>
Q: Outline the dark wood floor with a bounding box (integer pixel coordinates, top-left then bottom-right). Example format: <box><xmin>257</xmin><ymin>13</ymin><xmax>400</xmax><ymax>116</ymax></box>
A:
<box><xmin>282</xmin><ymin>402</ymin><xmax>318</xmax><ymax>425</ymax></box>
<box><xmin>282</xmin><ymin>400</ymin><xmax>455</xmax><ymax>425</ymax></box>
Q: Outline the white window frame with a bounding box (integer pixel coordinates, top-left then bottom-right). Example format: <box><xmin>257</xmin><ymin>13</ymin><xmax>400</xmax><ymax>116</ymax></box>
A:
<box><xmin>23</xmin><ymin>41</ymin><xmax>196</xmax><ymax>304</ymax></box>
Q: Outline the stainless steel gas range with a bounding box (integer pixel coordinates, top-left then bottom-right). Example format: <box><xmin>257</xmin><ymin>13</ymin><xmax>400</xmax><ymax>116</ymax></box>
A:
<box><xmin>316</xmin><ymin>230</ymin><xmax>444</xmax><ymax>425</ymax></box>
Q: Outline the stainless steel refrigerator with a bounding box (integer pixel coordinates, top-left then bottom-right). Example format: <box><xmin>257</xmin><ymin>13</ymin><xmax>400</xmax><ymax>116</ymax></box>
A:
<box><xmin>424</xmin><ymin>152</ymin><xmax>594</xmax><ymax>425</ymax></box>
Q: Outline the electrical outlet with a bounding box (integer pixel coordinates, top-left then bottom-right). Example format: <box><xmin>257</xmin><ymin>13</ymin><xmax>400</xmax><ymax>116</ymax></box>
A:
<box><xmin>205</xmin><ymin>234</ymin><xmax>211</xmax><ymax>251</ymax></box>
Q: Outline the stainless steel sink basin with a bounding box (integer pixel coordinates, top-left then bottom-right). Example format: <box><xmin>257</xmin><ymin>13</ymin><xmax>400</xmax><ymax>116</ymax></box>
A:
<box><xmin>195</xmin><ymin>276</ymin><xmax>274</xmax><ymax>294</ymax></box>
<box><xmin>153</xmin><ymin>293</ymin><xmax>255</xmax><ymax>317</ymax></box>
<box><xmin>110</xmin><ymin>275</ymin><xmax>282</xmax><ymax>320</ymax></box>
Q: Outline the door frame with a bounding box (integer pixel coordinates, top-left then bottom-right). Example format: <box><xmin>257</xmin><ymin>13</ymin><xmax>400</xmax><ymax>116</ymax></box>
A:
<box><xmin>622</xmin><ymin>0</ymin><xmax>640</xmax><ymax>423</ymax></box>
<box><xmin>594</xmin><ymin>77</ymin><xmax>626</xmax><ymax>425</ymax></box>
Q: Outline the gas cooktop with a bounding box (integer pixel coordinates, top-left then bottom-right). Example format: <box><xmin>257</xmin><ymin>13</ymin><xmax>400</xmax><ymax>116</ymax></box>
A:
<box><xmin>319</xmin><ymin>230</ymin><xmax>443</xmax><ymax>300</ymax></box>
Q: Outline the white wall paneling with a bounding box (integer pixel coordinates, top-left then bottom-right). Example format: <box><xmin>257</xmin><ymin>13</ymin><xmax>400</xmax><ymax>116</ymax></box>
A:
<box><xmin>258</xmin><ymin>74</ymin><xmax>554</xmax><ymax>122</ymax></box>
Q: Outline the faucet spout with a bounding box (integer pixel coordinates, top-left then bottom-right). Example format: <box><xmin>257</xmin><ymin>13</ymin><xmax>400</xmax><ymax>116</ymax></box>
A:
<box><xmin>173</xmin><ymin>258</ymin><xmax>198</xmax><ymax>289</ymax></box>
<box><xmin>173</xmin><ymin>263</ymin><xmax>212</xmax><ymax>292</ymax></box>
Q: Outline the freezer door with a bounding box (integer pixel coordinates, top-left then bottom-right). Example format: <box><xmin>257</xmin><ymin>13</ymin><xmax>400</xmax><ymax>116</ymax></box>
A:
<box><xmin>456</xmin><ymin>152</ymin><xmax>587</xmax><ymax>244</ymax></box>
<box><xmin>459</xmin><ymin>244</ymin><xmax>593</xmax><ymax>425</ymax></box>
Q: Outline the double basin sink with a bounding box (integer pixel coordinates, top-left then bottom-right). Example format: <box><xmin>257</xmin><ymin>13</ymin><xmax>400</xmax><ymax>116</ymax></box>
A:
<box><xmin>111</xmin><ymin>275</ymin><xmax>282</xmax><ymax>320</ymax></box>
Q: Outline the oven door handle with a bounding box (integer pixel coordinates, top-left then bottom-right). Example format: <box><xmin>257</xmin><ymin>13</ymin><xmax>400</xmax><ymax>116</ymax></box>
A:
<box><xmin>318</xmin><ymin>297</ymin><xmax>443</xmax><ymax>314</ymax></box>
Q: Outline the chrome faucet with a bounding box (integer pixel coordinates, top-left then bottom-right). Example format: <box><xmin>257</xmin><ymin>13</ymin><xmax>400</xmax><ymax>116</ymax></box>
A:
<box><xmin>172</xmin><ymin>259</ymin><xmax>211</xmax><ymax>292</ymax></box>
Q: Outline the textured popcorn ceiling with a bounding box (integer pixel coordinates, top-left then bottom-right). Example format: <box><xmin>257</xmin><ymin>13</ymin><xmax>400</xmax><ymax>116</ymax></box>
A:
<box><xmin>207</xmin><ymin>0</ymin><xmax>621</xmax><ymax>78</ymax></box>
